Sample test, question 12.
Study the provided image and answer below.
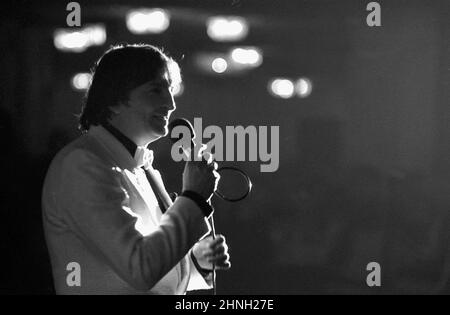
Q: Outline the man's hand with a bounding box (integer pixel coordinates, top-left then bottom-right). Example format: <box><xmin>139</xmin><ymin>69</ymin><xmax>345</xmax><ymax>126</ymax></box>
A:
<box><xmin>182</xmin><ymin>147</ymin><xmax>220</xmax><ymax>201</ymax></box>
<box><xmin>192</xmin><ymin>235</ymin><xmax>231</xmax><ymax>271</ymax></box>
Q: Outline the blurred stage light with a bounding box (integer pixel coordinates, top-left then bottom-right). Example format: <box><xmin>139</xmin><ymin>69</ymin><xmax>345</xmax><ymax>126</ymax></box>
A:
<box><xmin>207</xmin><ymin>16</ymin><xmax>248</xmax><ymax>42</ymax></box>
<box><xmin>211</xmin><ymin>58</ymin><xmax>228</xmax><ymax>73</ymax></box>
<box><xmin>172</xmin><ymin>82</ymin><xmax>184</xmax><ymax>97</ymax></box>
<box><xmin>54</xmin><ymin>31</ymin><xmax>88</xmax><ymax>52</ymax></box>
<box><xmin>268</xmin><ymin>78</ymin><xmax>295</xmax><ymax>99</ymax></box>
<box><xmin>87</xmin><ymin>25</ymin><xmax>107</xmax><ymax>45</ymax></box>
<box><xmin>195</xmin><ymin>51</ymin><xmax>262</xmax><ymax>75</ymax></box>
<box><xmin>295</xmin><ymin>77</ymin><xmax>313</xmax><ymax>98</ymax></box>
<box><xmin>126</xmin><ymin>8</ymin><xmax>170</xmax><ymax>34</ymax></box>
<box><xmin>71</xmin><ymin>73</ymin><xmax>92</xmax><ymax>91</ymax></box>
<box><xmin>230</xmin><ymin>47</ymin><xmax>262</xmax><ymax>67</ymax></box>
<box><xmin>54</xmin><ymin>24</ymin><xmax>106</xmax><ymax>52</ymax></box>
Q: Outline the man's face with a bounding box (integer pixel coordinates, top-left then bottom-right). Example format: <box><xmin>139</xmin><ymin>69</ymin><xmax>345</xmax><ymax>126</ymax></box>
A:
<box><xmin>117</xmin><ymin>71</ymin><xmax>176</xmax><ymax>143</ymax></box>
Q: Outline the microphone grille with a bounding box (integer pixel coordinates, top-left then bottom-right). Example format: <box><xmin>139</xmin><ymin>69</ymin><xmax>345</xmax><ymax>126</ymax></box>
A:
<box><xmin>168</xmin><ymin>118</ymin><xmax>195</xmax><ymax>143</ymax></box>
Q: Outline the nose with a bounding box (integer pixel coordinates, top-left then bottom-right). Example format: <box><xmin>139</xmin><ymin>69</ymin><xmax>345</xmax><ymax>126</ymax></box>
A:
<box><xmin>166</xmin><ymin>92</ymin><xmax>176</xmax><ymax>112</ymax></box>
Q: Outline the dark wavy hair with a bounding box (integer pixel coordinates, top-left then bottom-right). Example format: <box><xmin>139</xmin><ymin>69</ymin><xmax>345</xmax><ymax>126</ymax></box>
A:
<box><xmin>79</xmin><ymin>43</ymin><xmax>181</xmax><ymax>131</ymax></box>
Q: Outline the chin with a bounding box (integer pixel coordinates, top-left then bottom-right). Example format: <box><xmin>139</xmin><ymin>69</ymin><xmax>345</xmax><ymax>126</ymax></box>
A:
<box><xmin>150</xmin><ymin>126</ymin><xmax>168</xmax><ymax>139</ymax></box>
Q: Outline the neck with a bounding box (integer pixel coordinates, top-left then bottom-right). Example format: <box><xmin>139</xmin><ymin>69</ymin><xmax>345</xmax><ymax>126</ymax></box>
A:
<box><xmin>108</xmin><ymin>119</ymin><xmax>158</xmax><ymax>147</ymax></box>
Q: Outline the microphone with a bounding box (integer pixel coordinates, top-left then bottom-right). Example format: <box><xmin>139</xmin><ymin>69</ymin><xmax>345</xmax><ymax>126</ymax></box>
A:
<box><xmin>168</xmin><ymin>118</ymin><xmax>197</xmax><ymax>159</ymax></box>
<box><xmin>168</xmin><ymin>118</ymin><xmax>252</xmax><ymax>202</ymax></box>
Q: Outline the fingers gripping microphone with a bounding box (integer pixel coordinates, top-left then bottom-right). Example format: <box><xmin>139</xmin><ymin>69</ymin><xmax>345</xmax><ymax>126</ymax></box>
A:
<box><xmin>168</xmin><ymin>118</ymin><xmax>252</xmax><ymax>202</ymax></box>
<box><xmin>168</xmin><ymin>118</ymin><xmax>196</xmax><ymax>154</ymax></box>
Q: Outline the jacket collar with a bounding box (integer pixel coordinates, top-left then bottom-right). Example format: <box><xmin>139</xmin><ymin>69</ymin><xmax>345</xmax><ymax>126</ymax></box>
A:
<box><xmin>101</xmin><ymin>122</ymin><xmax>137</xmax><ymax>157</ymax></box>
<box><xmin>88</xmin><ymin>125</ymin><xmax>141</xmax><ymax>170</ymax></box>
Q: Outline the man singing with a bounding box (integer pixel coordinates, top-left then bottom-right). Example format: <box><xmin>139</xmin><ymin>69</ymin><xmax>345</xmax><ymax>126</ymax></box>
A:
<box><xmin>42</xmin><ymin>44</ymin><xmax>230</xmax><ymax>294</ymax></box>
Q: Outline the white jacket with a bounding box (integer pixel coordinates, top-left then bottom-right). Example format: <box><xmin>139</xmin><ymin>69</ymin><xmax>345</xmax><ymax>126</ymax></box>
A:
<box><xmin>42</xmin><ymin>125</ymin><xmax>211</xmax><ymax>294</ymax></box>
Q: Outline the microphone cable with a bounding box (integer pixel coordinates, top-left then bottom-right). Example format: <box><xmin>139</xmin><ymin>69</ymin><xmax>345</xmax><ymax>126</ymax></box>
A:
<box><xmin>169</xmin><ymin>118</ymin><xmax>253</xmax><ymax>295</ymax></box>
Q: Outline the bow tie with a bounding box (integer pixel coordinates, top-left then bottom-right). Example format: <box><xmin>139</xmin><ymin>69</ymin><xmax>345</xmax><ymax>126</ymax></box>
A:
<box><xmin>134</xmin><ymin>146</ymin><xmax>154</xmax><ymax>170</ymax></box>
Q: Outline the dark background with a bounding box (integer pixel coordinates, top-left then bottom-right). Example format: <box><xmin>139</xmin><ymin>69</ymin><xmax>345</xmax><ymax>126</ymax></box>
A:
<box><xmin>1</xmin><ymin>0</ymin><xmax>450</xmax><ymax>294</ymax></box>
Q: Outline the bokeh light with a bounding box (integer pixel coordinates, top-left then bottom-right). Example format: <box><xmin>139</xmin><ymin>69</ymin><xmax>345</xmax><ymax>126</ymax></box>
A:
<box><xmin>126</xmin><ymin>8</ymin><xmax>170</xmax><ymax>34</ymax></box>
<box><xmin>211</xmin><ymin>58</ymin><xmax>228</xmax><ymax>73</ymax></box>
<box><xmin>268</xmin><ymin>78</ymin><xmax>295</xmax><ymax>99</ymax></box>
<box><xmin>54</xmin><ymin>24</ymin><xmax>106</xmax><ymax>52</ymax></box>
<box><xmin>295</xmin><ymin>77</ymin><xmax>313</xmax><ymax>98</ymax></box>
<box><xmin>230</xmin><ymin>47</ymin><xmax>263</xmax><ymax>67</ymax></box>
<box><xmin>207</xmin><ymin>16</ymin><xmax>249</xmax><ymax>42</ymax></box>
<box><xmin>172</xmin><ymin>82</ymin><xmax>184</xmax><ymax>97</ymax></box>
<box><xmin>71</xmin><ymin>73</ymin><xmax>92</xmax><ymax>91</ymax></box>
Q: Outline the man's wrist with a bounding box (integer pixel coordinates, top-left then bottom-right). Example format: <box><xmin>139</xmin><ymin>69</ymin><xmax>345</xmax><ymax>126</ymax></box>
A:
<box><xmin>180</xmin><ymin>190</ymin><xmax>214</xmax><ymax>217</ymax></box>
<box><xmin>190</xmin><ymin>250</ymin><xmax>213</xmax><ymax>276</ymax></box>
